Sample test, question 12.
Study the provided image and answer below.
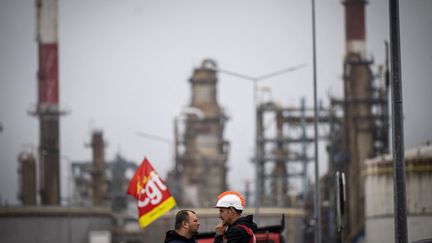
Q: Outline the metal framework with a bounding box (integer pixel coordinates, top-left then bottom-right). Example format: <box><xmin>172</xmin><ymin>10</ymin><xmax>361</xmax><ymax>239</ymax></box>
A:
<box><xmin>255</xmin><ymin>99</ymin><xmax>329</xmax><ymax>208</ymax></box>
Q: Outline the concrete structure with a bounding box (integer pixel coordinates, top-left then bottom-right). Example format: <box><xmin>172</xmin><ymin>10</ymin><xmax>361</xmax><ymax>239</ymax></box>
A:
<box><xmin>0</xmin><ymin>207</ymin><xmax>112</xmax><ymax>243</ymax></box>
<box><xmin>168</xmin><ymin>59</ymin><xmax>229</xmax><ymax>207</ymax></box>
<box><xmin>364</xmin><ymin>144</ymin><xmax>432</xmax><ymax>243</ymax></box>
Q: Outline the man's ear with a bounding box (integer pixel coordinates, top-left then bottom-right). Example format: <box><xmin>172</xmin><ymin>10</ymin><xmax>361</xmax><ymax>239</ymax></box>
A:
<box><xmin>182</xmin><ymin>220</ymin><xmax>189</xmax><ymax>229</ymax></box>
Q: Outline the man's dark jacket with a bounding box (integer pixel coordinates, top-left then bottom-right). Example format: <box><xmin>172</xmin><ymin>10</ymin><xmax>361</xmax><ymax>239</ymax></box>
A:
<box><xmin>214</xmin><ymin>215</ymin><xmax>258</xmax><ymax>243</ymax></box>
<box><xmin>164</xmin><ymin>230</ymin><xmax>197</xmax><ymax>243</ymax></box>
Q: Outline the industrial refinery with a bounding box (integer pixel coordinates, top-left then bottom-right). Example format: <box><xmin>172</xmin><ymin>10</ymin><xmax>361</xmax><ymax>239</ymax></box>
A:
<box><xmin>1</xmin><ymin>0</ymin><xmax>431</xmax><ymax>243</ymax></box>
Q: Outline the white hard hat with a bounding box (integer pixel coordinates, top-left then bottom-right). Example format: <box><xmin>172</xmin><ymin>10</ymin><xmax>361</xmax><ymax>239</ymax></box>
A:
<box><xmin>214</xmin><ymin>191</ymin><xmax>245</xmax><ymax>210</ymax></box>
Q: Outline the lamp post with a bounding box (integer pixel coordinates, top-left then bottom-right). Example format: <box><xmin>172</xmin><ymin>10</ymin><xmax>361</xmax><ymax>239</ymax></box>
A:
<box><xmin>136</xmin><ymin>107</ymin><xmax>204</xmax><ymax>167</ymax></box>
<box><xmin>213</xmin><ymin>63</ymin><xmax>306</xmax><ymax>225</ymax></box>
<box><xmin>388</xmin><ymin>0</ymin><xmax>408</xmax><ymax>242</ymax></box>
<box><xmin>310</xmin><ymin>0</ymin><xmax>321</xmax><ymax>242</ymax></box>
<box><xmin>135</xmin><ymin>131</ymin><xmax>173</xmax><ymax>165</ymax></box>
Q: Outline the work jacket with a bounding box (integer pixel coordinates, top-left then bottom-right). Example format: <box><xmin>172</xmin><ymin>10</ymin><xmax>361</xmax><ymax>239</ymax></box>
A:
<box><xmin>165</xmin><ymin>230</ymin><xmax>197</xmax><ymax>243</ymax></box>
<box><xmin>214</xmin><ymin>215</ymin><xmax>258</xmax><ymax>243</ymax></box>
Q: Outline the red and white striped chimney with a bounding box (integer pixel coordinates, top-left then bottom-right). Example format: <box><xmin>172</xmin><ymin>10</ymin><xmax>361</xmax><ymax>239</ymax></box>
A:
<box><xmin>36</xmin><ymin>0</ymin><xmax>61</xmax><ymax>205</ymax></box>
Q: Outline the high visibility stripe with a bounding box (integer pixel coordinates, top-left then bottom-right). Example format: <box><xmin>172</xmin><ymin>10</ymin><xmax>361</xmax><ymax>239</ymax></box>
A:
<box><xmin>237</xmin><ymin>224</ymin><xmax>256</xmax><ymax>243</ymax></box>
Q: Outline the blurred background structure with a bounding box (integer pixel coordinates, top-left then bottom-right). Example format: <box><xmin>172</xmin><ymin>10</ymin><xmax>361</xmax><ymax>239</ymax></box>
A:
<box><xmin>167</xmin><ymin>60</ymin><xmax>229</xmax><ymax>208</ymax></box>
<box><xmin>1</xmin><ymin>0</ymin><xmax>432</xmax><ymax>243</ymax></box>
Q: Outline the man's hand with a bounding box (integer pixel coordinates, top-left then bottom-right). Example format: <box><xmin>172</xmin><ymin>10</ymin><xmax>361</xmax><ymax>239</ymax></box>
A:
<box><xmin>215</xmin><ymin>222</ymin><xmax>226</xmax><ymax>235</ymax></box>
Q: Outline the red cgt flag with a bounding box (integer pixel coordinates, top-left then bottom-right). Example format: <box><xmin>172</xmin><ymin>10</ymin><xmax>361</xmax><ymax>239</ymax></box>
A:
<box><xmin>127</xmin><ymin>157</ymin><xmax>176</xmax><ymax>228</ymax></box>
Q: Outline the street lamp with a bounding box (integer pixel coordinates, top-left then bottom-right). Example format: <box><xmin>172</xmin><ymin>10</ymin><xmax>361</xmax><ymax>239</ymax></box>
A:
<box><xmin>135</xmin><ymin>131</ymin><xmax>174</xmax><ymax>165</ymax></box>
<box><xmin>211</xmin><ymin>63</ymin><xmax>307</xmax><ymax>225</ymax></box>
<box><xmin>311</xmin><ymin>0</ymin><xmax>321</xmax><ymax>241</ymax></box>
<box><xmin>216</xmin><ymin>64</ymin><xmax>307</xmax><ymax>109</ymax></box>
<box><xmin>388</xmin><ymin>0</ymin><xmax>408</xmax><ymax>242</ymax></box>
<box><xmin>136</xmin><ymin>107</ymin><xmax>204</xmax><ymax>167</ymax></box>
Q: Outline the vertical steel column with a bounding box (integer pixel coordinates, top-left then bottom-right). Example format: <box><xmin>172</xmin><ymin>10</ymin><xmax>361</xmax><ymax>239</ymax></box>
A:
<box><xmin>389</xmin><ymin>0</ymin><xmax>408</xmax><ymax>242</ymax></box>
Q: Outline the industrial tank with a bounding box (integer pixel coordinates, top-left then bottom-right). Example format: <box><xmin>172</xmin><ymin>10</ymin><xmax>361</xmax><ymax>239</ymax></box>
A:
<box><xmin>364</xmin><ymin>144</ymin><xmax>432</xmax><ymax>243</ymax></box>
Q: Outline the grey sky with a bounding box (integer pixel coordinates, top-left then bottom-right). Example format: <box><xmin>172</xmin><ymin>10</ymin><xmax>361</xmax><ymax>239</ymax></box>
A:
<box><xmin>1</xmin><ymin>0</ymin><xmax>431</xmax><ymax>205</ymax></box>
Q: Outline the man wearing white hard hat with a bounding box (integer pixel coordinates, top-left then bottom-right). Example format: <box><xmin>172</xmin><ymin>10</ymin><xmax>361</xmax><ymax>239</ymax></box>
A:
<box><xmin>213</xmin><ymin>191</ymin><xmax>257</xmax><ymax>243</ymax></box>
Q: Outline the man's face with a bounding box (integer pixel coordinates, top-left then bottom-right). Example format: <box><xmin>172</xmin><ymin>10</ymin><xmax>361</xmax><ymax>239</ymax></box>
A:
<box><xmin>186</xmin><ymin>212</ymin><xmax>200</xmax><ymax>236</ymax></box>
<box><xmin>218</xmin><ymin>208</ymin><xmax>233</xmax><ymax>225</ymax></box>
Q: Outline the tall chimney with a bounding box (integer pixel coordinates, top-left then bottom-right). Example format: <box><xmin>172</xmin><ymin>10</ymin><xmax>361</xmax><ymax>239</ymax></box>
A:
<box><xmin>342</xmin><ymin>0</ymin><xmax>374</xmax><ymax>240</ymax></box>
<box><xmin>36</xmin><ymin>0</ymin><xmax>61</xmax><ymax>205</ymax></box>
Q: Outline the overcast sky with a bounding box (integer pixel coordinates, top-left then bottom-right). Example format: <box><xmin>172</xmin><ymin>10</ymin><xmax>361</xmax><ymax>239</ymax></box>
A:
<box><xmin>1</xmin><ymin>0</ymin><xmax>431</xmax><ymax>205</ymax></box>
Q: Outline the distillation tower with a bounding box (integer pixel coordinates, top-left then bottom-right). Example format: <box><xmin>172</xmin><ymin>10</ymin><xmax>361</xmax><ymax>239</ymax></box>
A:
<box><xmin>168</xmin><ymin>59</ymin><xmax>229</xmax><ymax>207</ymax></box>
